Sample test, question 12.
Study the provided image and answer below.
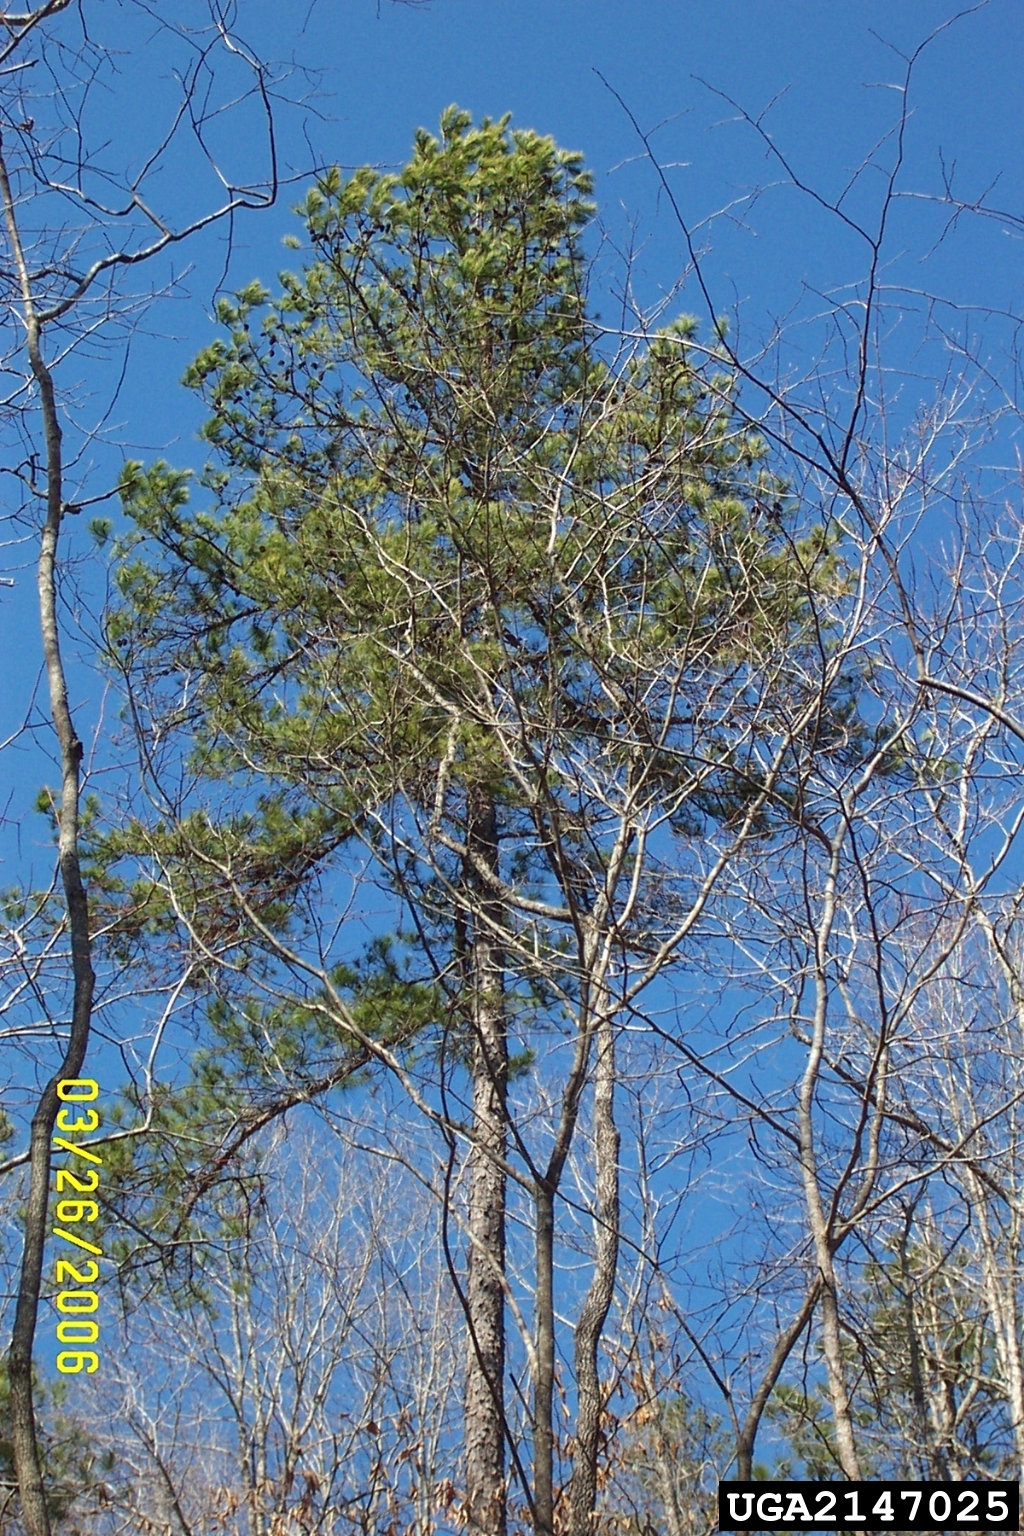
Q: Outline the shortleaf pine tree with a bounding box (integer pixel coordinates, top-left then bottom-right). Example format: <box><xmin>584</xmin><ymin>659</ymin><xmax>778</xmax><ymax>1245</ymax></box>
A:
<box><xmin>108</xmin><ymin>109</ymin><xmax>845</xmax><ymax>1535</ymax></box>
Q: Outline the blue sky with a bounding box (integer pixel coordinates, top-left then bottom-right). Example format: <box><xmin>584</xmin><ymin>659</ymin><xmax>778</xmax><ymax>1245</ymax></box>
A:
<box><xmin>85</xmin><ymin>0</ymin><xmax>1024</xmax><ymax>460</ymax></box>
<box><xmin>0</xmin><ymin>1</ymin><xmax>1017</xmax><ymax>495</ymax></box>
<box><xmin>74</xmin><ymin>0</ymin><xmax>1024</xmax><ymax>559</ymax></box>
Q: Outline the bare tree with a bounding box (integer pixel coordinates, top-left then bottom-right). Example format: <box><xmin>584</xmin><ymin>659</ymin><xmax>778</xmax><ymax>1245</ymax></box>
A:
<box><xmin>82</xmin><ymin>1121</ymin><xmax>460</xmax><ymax>1536</ymax></box>
<box><xmin>0</xmin><ymin>3</ymin><xmax>302</xmax><ymax>1527</ymax></box>
<box><xmin>580</xmin><ymin>4</ymin><xmax>1024</xmax><ymax>1484</ymax></box>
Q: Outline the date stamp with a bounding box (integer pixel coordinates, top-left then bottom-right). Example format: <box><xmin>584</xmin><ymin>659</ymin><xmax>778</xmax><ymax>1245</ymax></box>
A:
<box><xmin>51</xmin><ymin>1077</ymin><xmax>102</xmax><ymax>1375</ymax></box>
<box><xmin>719</xmin><ymin>1481</ymin><xmax>1019</xmax><ymax>1532</ymax></box>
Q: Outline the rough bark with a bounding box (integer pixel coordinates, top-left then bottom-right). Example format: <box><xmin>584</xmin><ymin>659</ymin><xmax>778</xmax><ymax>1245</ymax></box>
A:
<box><xmin>463</xmin><ymin>789</ymin><xmax>508</xmax><ymax>1536</ymax></box>
<box><xmin>0</xmin><ymin>133</ymin><xmax>96</xmax><ymax>1536</ymax></box>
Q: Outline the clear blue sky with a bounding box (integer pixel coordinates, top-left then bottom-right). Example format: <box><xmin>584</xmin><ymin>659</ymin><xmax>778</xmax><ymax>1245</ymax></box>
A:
<box><xmin>100</xmin><ymin>0</ymin><xmax>1024</xmax><ymax>456</ymax></box>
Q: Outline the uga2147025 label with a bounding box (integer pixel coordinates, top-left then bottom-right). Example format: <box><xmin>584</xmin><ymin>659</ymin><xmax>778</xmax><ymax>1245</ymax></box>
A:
<box><xmin>719</xmin><ymin>1481</ymin><xmax>1018</xmax><ymax>1532</ymax></box>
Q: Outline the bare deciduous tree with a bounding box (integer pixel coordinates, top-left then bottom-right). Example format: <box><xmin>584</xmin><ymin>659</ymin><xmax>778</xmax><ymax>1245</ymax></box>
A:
<box><xmin>0</xmin><ymin>4</ymin><xmax>298</xmax><ymax>1527</ymax></box>
<box><xmin>85</xmin><ymin>1123</ymin><xmax>460</xmax><ymax>1536</ymax></box>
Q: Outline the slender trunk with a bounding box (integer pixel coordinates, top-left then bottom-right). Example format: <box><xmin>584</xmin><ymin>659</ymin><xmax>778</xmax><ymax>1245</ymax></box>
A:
<box><xmin>800</xmin><ymin>1158</ymin><xmax>861</xmax><ymax>1481</ymax></box>
<box><xmin>532</xmin><ymin>987</ymin><xmax>603</xmax><ymax>1534</ymax></box>
<box><xmin>735</xmin><ymin>1280</ymin><xmax>820</xmax><ymax>1479</ymax></box>
<box><xmin>464</xmin><ymin>790</ymin><xmax>508</xmax><ymax>1536</ymax></box>
<box><xmin>0</xmin><ymin>135</ymin><xmax>96</xmax><ymax>1536</ymax></box>
<box><xmin>967</xmin><ymin>917</ymin><xmax>1024</xmax><ymax>1477</ymax></box>
<box><xmin>655</xmin><ymin>1439</ymin><xmax>686</xmax><ymax>1536</ymax></box>
<box><xmin>533</xmin><ymin>1182</ymin><xmax>556</xmax><ymax>1536</ymax></box>
<box><xmin>970</xmin><ymin>1179</ymin><xmax>1024</xmax><ymax>1481</ymax></box>
<box><xmin>815</xmin><ymin>1274</ymin><xmax>861</xmax><ymax>1479</ymax></box>
<box><xmin>921</xmin><ymin>1261</ymin><xmax>958</xmax><ymax>1473</ymax></box>
<box><xmin>529</xmin><ymin>813</ymin><xmax>636</xmax><ymax>1533</ymax></box>
<box><xmin>798</xmin><ymin>850</ymin><xmax>861</xmax><ymax>1481</ymax></box>
<box><xmin>897</xmin><ymin>1209</ymin><xmax>940</xmax><ymax>1479</ymax></box>
<box><xmin>567</xmin><ymin>1007</ymin><xmax>620</xmax><ymax>1536</ymax></box>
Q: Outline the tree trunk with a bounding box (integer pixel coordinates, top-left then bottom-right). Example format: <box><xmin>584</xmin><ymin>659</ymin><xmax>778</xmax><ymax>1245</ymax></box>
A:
<box><xmin>970</xmin><ymin>1178</ymin><xmax>1024</xmax><ymax>1482</ymax></box>
<box><xmin>567</xmin><ymin>1007</ymin><xmax>620</xmax><ymax>1536</ymax></box>
<box><xmin>1</xmin><ymin>135</ymin><xmax>96</xmax><ymax>1536</ymax></box>
<box><xmin>896</xmin><ymin>1208</ymin><xmax>944</xmax><ymax>1479</ymax></box>
<box><xmin>798</xmin><ymin>852</ymin><xmax>861</xmax><ymax>1481</ymax></box>
<box><xmin>735</xmin><ymin>1280</ymin><xmax>820</xmax><ymax>1479</ymax></box>
<box><xmin>463</xmin><ymin>790</ymin><xmax>508</xmax><ymax>1536</ymax></box>
<box><xmin>533</xmin><ymin>1181</ymin><xmax>556</xmax><ymax>1536</ymax></box>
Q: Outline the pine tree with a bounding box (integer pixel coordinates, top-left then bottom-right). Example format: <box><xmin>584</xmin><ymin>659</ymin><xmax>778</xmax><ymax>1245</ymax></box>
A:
<box><xmin>107</xmin><ymin>108</ymin><xmax>841</xmax><ymax>1534</ymax></box>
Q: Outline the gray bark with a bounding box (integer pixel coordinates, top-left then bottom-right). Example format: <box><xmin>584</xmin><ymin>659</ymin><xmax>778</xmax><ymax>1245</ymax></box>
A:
<box><xmin>0</xmin><ymin>133</ymin><xmax>96</xmax><ymax>1536</ymax></box>
<box><xmin>463</xmin><ymin>791</ymin><xmax>508</xmax><ymax>1536</ymax></box>
<box><xmin>798</xmin><ymin>849</ymin><xmax>862</xmax><ymax>1480</ymax></box>
<box><xmin>566</xmin><ymin>1008</ymin><xmax>619</xmax><ymax>1536</ymax></box>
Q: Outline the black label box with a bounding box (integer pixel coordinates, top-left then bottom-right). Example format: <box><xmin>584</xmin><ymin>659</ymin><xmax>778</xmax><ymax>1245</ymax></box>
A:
<box><xmin>719</xmin><ymin>1481</ymin><xmax>1019</xmax><ymax>1532</ymax></box>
